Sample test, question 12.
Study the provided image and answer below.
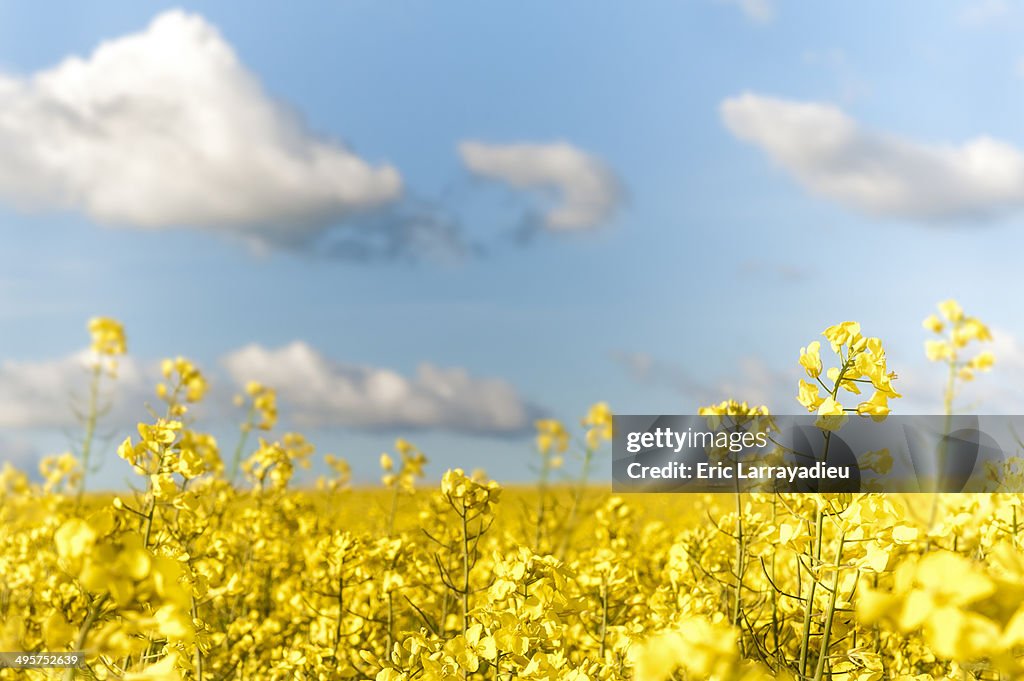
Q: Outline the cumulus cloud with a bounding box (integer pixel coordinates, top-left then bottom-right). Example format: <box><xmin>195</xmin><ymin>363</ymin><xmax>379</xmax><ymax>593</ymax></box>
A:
<box><xmin>0</xmin><ymin>11</ymin><xmax>401</xmax><ymax>246</ymax></box>
<box><xmin>721</xmin><ymin>93</ymin><xmax>1024</xmax><ymax>221</ymax></box>
<box><xmin>0</xmin><ymin>352</ymin><xmax>153</xmax><ymax>429</ymax></box>
<box><xmin>0</xmin><ymin>340</ymin><xmax>540</xmax><ymax>436</ymax></box>
<box><xmin>222</xmin><ymin>341</ymin><xmax>539</xmax><ymax>434</ymax></box>
<box><xmin>458</xmin><ymin>141</ymin><xmax>621</xmax><ymax>230</ymax></box>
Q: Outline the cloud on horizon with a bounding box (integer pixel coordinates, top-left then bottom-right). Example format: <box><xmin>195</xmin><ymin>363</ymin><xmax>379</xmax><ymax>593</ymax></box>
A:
<box><xmin>0</xmin><ymin>342</ymin><xmax>541</xmax><ymax>437</ymax></box>
<box><xmin>222</xmin><ymin>341</ymin><xmax>541</xmax><ymax>434</ymax></box>
<box><xmin>721</xmin><ymin>92</ymin><xmax>1024</xmax><ymax>221</ymax></box>
<box><xmin>0</xmin><ymin>352</ymin><xmax>153</xmax><ymax>429</ymax></box>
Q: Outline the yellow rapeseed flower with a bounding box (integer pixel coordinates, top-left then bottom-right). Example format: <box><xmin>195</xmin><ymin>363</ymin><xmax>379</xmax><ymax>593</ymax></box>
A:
<box><xmin>799</xmin><ymin>341</ymin><xmax>823</xmax><ymax>378</ymax></box>
<box><xmin>88</xmin><ymin>316</ymin><xmax>127</xmax><ymax>356</ymax></box>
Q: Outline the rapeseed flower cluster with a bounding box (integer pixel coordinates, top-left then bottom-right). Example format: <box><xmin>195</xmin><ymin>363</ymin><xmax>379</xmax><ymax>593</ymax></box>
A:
<box><xmin>923</xmin><ymin>299</ymin><xmax>995</xmax><ymax>414</ymax></box>
<box><xmin>797</xmin><ymin>322</ymin><xmax>901</xmax><ymax>430</ymax></box>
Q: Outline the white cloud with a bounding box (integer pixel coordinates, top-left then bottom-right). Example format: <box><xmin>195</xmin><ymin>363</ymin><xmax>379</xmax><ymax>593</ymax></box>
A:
<box><xmin>721</xmin><ymin>93</ymin><xmax>1024</xmax><ymax>221</ymax></box>
<box><xmin>719</xmin><ymin>0</ymin><xmax>774</xmax><ymax>24</ymax></box>
<box><xmin>458</xmin><ymin>141</ymin><xmax>620</xmax><ymax>229</ymax></box>
<box><xmin>0</xmin><ymin>11</ymin><xmax>402</xmax><ymax>246</ymax></box>
<box><xmin>222</xmin><ymin>341</ymin><xmax>538</xmax><ymax>433</ymax></box>
<box><xmin>0</xmin><ymin>352</ymin><xmax>152</xmax><ymax>428</ymax></box>
<box><xmin>0</xmin><ymin>341</ymin><xmax>539</xmax><ymax>436</ymax></box>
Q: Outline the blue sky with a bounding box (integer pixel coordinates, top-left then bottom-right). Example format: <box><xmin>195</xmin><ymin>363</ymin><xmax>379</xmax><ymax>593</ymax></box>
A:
<box><xmin>1</xmin><ymin>1</ymin><xmax>1023</xmax><ymax>486</ymax></box>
